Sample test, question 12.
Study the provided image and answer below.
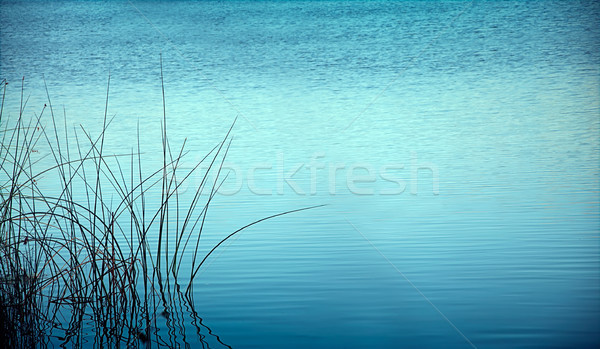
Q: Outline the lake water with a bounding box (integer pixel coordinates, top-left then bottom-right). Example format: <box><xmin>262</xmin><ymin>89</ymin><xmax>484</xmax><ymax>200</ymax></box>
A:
<box><xmin>1</xmin><ymin>0</ymin><xmax>599</xmax><ymax>348</ymax></box>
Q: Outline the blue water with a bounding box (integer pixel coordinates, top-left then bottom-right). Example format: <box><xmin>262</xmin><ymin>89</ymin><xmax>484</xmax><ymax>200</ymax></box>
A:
<box><xmin>1</xmin><ymin>0</ymin><xmax>599</xmax><ymax>348</ymax></box>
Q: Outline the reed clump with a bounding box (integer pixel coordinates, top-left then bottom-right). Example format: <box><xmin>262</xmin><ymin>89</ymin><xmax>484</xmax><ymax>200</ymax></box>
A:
<box><xmin>0</xmin><ymin>74</ymin><xmax>320</xmax><ymax>348</ymax></box>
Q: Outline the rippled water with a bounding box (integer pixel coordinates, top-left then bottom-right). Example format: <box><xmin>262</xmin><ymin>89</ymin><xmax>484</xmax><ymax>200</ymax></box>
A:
<box><xmin>1</xmin><ymin>0</ymin><xmax>599</xmax><ymax>348</ymax></box>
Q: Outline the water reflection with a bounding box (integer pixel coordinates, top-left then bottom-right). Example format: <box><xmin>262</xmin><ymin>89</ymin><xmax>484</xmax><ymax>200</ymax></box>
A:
<box><xmin>38</xmin><ymin>276</ymin><xmax>231</xmax><ymax>348</ymax></box>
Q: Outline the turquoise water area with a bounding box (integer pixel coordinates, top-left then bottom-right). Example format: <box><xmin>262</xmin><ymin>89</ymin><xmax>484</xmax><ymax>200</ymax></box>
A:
<box><xmin>1</xmin><ymin>0</ymin><xmax>599</xmax><ymax>348</ymax></box>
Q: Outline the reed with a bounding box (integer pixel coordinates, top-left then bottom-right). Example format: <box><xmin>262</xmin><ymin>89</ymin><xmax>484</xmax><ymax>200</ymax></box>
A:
<box><xmin>0</xmin><ymin>69</ymin><xmax>322</xmax><ymax>347</ymax></box>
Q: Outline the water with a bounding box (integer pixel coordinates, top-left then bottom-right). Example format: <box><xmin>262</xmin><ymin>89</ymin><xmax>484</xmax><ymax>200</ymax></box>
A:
<box><xmin>1</xmin><ymin>0</ymin><xmax>599</xmax><ymax>348</ymax></box>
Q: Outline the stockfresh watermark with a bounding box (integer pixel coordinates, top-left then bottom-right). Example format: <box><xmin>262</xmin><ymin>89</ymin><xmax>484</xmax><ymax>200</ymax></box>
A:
<box><xmin>175</xmin><ymin>151</ymin><xmax>439</xmax><ymax>197</ymax></box>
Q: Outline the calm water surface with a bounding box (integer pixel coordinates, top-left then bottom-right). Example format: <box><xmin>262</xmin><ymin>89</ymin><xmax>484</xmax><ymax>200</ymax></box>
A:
<box><xmin>1</xmin><ymin>0</ymin><xmax>599</xmax><ymax>348</ymax></box>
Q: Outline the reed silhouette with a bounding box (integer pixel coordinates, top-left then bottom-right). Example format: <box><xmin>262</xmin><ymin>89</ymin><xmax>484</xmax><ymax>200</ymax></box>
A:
<box><xmin>0</xmin><ymin>64</ymin><xmax>322</xmax><ymax>347</ymax></box>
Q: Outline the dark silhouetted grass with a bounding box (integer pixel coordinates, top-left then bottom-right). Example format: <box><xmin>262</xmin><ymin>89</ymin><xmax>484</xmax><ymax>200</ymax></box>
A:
<box><xmin>0</xmin><ymin>69</ymin><xmax>322</xmax><ymax>348</ymax></box>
